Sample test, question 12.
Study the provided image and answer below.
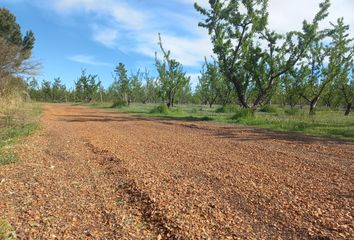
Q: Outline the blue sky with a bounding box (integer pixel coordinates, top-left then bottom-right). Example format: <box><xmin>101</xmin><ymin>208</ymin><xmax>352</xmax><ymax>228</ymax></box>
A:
<box><xmin>1</xmin><ymin>0</ymin><xmax>353</xmax><ymax>89</ymax></box>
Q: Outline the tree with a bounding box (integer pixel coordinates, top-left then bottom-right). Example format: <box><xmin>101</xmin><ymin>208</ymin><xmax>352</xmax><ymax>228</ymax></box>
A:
<box><xmin>195</xmin><ymin>0</ymin><xmax>331</xmax><ymax>109</ymax></box>
<box><xmin>155</xmin><ymin>34</ymin><xmax>190</xmax><ymax>108</ymax></box>
<box><xmin>296</xmin><ymin>18</ymin><xmax>353</xmax><ymax>114</ymax></box>
<box><xmin>331</xmin><ymin>19</ymin><xmax>353</xmax><ymax>116</ymax></box>
<box><xmin>41</xmin><ymin>80</ymin><xmax>52</xmax><ymax>102</ymax></box>
<box><xmin>112</xmin><ymin>62</ymin><xmax>131</xmax><ymax>105</ymax></box>
<box><xmin>52</xmin><ymin>77</ymin><xmax>67</xmax><ymax>102</ymax></box>
<box><xmin>141</xmin><ymin>70</ymin><xmax>159</xmax><ymax>104</ymax></box>
<box><xmin>0</xmin><ymin>8</ymin><xmax>37</xmax><ymax>79</ymax></box>
<box><xmin>129</xmin><ymin>70</ymin><xmax>143</xmax><ymax>103</ymax></box>
<box><xmin>75</xmin><ymin>69</ymin><xmax>101</xmax><ymax>102</ymax></box>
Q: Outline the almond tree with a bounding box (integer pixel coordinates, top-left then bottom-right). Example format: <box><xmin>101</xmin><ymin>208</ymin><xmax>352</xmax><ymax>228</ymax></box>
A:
<box><xmin>155</xmin><ymin>34</ymin><xmax>190</xmax><ymax>108</ymax></box>
<box><xmin>195</xmin><ymin>0</ymin><xmax>331</xmax><ymax>109</ymax></box>
<box><xmin>111</xmin><ymin>62</ymin><xmax>131</xmax><ymax>105</ymax></box>
<box><xmin>296</xmin><ymin>18</ymin><xmax>353</xmax><ymax>114</ymax></box>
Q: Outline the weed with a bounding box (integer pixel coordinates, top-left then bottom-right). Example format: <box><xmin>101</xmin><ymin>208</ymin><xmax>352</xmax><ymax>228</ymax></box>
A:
<box><xmin>0</xmin><ymin>153</ymin><xmax>17</xmax><ymax>166</ymax></box>
<box><xmin>0</xmin><ymin>218</ymin><xmax>16</xmax><ymax>240</ymax></box>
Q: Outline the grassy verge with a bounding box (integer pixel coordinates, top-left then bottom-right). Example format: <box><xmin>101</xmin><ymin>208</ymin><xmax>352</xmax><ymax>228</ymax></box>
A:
<box><xmin>82</xmin><ymin>102</ymin><xmax>354</xmax><ymax>140</ymax></box>
<box><xmin>0</xmin><ymin>218</ymin><xmax>16</xmax><ymax>240</ymax></box>
<box><xmin>0</xmin><ymin>103</ymin><xmax>42</xmax><ymax>165</ymax></box>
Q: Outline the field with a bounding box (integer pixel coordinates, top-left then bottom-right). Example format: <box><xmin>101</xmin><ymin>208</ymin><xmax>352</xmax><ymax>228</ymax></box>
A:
<box><xmin>0</xmin><ymin>104</ymin><xmax>352</xmax><ymax>239</ymax></box>
<box><xmin>85</xmin><ymin>102</ymin><xmax>354</xmax><ymax>140</ymax></box>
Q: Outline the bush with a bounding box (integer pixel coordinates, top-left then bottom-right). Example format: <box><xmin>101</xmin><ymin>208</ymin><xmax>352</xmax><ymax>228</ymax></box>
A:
<box><xmin>215</xmin><ymin>105</ymin><xmax>239</xmax><ymax>113</ymax></box>
<box><xmin>111</xmin><ymin>100</ymin><xmax>126</xmax><ymax>108</ymax></box>
<box><xmin>150</xmin><ymin>105</ymin><xmax>170</xmax><ymax>114</ymax></box>
<box><xmin>284</xmin><ymin>108</ymin><xmax>299</xmax><ymax>116</ymax></box>
<box><xmin>231</xmin><ymin>108</ymin><xmax>255</xmax><ymax>120</ymax></box>
<box><xmin>259</xmin><ymin>105</ymin><xmax>278</xmax><ymax>113</ymax></box>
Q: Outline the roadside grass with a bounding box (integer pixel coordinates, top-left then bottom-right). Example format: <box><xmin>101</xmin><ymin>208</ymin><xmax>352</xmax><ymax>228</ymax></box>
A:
<box><xmin>0</xmin><ymin>218</ymin><xmax>16</xmax><ymax>240</ymax></box>
<box><xmin>0</xmin><ymin>102</ymin><xmax>42</xmax><ymax>165</ymax></box>
<box><xmin>83</xmin><ymin>102</ymin><xmax>354</xmax><ymax>140</ymax></box>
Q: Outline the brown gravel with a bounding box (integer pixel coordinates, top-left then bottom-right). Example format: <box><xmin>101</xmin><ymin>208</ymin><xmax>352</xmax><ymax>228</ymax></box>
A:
<box><xmin>0</xmin><ymin>104</ymin><xmax>353</xmax><ymax>239</ymax></box>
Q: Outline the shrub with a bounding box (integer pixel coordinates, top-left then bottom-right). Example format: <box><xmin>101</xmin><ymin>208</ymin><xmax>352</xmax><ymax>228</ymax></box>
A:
<box><xmin>231</xmin><ymin>108</ymin><xmax>255</xmax><ymax>120</ymax></box>
<box><xmin>150</xmin><ymin>105</ymin><xmax>170</xmax><ymax>114</ymax></box>
<box><xmin>215</xmin><ymin>105</ymin><xmax>239</xmax><ymax>113</ymax></box>
<box><xmin>259</xmin><ymin>105</ymin><xmax>278</xmax><ymax>113</ymax></box>
<box><xmin>111</xmin><ymin>100</ymin><xmax>126</xmax><ymax>108</ymax></box>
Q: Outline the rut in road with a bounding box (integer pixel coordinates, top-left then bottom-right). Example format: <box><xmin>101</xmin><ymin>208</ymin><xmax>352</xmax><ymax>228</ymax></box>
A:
<box><xmin>0</xmin><ymin>104</ymin><xmax>353</xmax><ymax>239</ymax></box>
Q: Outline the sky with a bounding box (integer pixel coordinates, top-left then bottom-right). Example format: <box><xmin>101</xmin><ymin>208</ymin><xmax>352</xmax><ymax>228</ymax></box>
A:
<box><xmin>1</xmin><ymin>0</ymin><xmax>353</xmax><ymax>89</ymax></box>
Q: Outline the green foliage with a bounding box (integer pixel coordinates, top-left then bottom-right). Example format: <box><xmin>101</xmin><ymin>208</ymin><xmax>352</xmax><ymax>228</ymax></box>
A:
<box><xmin>155</xmin><ymin>33</ymin><xmax>190</xmax><ymax>108</ymax></box>
<box><xmin>215</xmin><ymin>105</ymin><xmax>239</xmax><ymax>113</ymax></box>
<box><xmin>195</xmin><ymin>0</ymin><xmax>331</xmax><ymax>109</ymax></box>
<box><xmin>259</xmin><ymin>105</ymin><xmax>278</xmax><ymax>113</ymax></box>
<box><xmin>111</xmin><ymin>99</ymin><xmax>127</xmax><ymax>108</ymax></box>
<box><xmin>111</xmin><ymin>62</ymin><xmax>131</xmax><ymax>105</ymax></box>
<box><xmin>295</xmin><ymin>17</ymin><xmax>353</xmax><ymax>114</ymax></box>
<box><xmin>231</xmin><ymin>109</ymin><xmax>255</xmax><ymax>121</ymax></box>
<box><xmin>75</xmin><ymin>69</ymin><xmax>101</xmax><ymax>103</ymax></box>
<box><xmin>150</xmin><ymin>105</ymin><xmax>170</xmax><ymax>114</ymax></box>
<box><xmin>0</xmin><ymin>8</ymin><xmax>36</xmax><ymax>80</ymax></box>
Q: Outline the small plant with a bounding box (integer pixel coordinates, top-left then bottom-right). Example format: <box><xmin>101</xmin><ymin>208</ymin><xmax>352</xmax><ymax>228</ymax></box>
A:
<box><xmin>231</xmin><ymin>109</ymin><xmax>255</xmax><ymax>121</ymax></box>
<box><xmin>111</xmin><ymin>100</ymin><xmax>127</xmax><ymax>108</ymax></box>
<box><xmin>0</xmin><ymin>153</ymin><xmax>17</xmax><ymax>166</ymax></box>
<box><xmin>149</xmin><ymin>105</ymin><xmax>170</xmax><ymax>114</ymax></box>
<box><xmin>0</xmin><ymin>218</ymin><xmax>16</xmax><ymax>240</ymax></box>
<box><xmin>115</xmin><ymin>197</ymin><xmax>125</xmax><ymax>206</ymax></box>
<box><xmin>215</xmin><ymin>105</ymin><xmax>239</xmax><ymax>113</ymax></box>
<box><xmin>259</xmin><ymin>105</ymin><xmax>278</xmax><ymax>113</ymax></box>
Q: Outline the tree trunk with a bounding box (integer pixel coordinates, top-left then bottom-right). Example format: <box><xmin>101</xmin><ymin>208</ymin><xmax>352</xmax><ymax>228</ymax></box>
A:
<box><xmin>232</xmin><ymin>78</ymin><xmax>249</xmax><ymax>108</ymax></box>
<box><xmin>344</xmin><ymin>103</ymin><xmax>352</xmax><ymax>116</ymax></box>
<box><xmin>309</xmin><ymin>100</ymin><xmax>318</xmax><ymax>115</ymax></box>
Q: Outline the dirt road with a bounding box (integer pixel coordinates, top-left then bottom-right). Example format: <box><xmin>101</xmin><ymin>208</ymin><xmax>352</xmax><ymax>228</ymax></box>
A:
<box><xmin>0</xmin><ymin>104</ymin><xmax>353</xmax><ymax>239</ymax></box>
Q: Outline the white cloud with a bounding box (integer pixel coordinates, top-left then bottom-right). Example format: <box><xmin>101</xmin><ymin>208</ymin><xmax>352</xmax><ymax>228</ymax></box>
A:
<box><xmin>18</xmin><ymin>0</ymin><xmax>354</xmax><ymax>69</ymax></box>
<box><xmin>68</xmin><ymin>54</ymin><xmax>112</xmax><ymax>66</ymax></box>
<box><xmin>53</xmin><ymin>0</ymin><xmax>147</xmax><ymax>30</ymax></box>
<box><xmin>92</xmin><ymin>26</ymin><xmax>118</xmax><ymax>47</ymax></box>
<box><xmin>268</xmin><ymin>0</ymin><xmax>354</xmax><ymax>38</ymax></box>
<box><xmin>135</xmin><ymin>32</ymin><xmax>212</xmax><ymax>67</ymax></box>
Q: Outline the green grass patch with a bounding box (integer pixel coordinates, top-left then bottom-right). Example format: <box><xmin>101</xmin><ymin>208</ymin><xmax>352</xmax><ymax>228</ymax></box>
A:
<box><xmin>231</xmin><ymin>109</ymin><xmax>255</xmax><ymax>121</ymax></box>
<box><xmin>0</xmin><ymin>153</ymin><xmax>17</xmax><ymax>166</ymax></box>
<box><xmin>0</xmin><ymin>103</ymin><xmax>42</xmax><ymax>166</ymax></box>
<box><xmin>0</xmin><ymin>218</ymin><xmax>16</xmax><ymax>240</ymax></box>
<box><xmin>85</xmin><ymin>102</ymin><xmax>354</xmax><ymax>140</ymax></box>
<box><xmin>215</xmin><ymin>105</ymin><xmax>239</xmax><ymax>113</ymax></box>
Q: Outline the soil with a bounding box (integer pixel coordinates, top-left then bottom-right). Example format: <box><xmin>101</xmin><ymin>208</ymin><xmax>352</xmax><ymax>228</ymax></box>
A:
<box><xmin>0</xmin><ymin>104</ymin><xmax>353</xmax><ymax>239</ymax></box>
